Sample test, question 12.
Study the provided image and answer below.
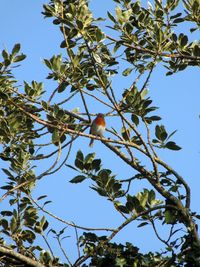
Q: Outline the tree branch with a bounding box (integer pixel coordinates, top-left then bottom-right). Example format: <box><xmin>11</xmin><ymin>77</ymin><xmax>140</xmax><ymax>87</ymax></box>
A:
<box><xmin>0</xmin><ymin>245</ymin><xmax>45</xmax><ymax>267</ymax></box>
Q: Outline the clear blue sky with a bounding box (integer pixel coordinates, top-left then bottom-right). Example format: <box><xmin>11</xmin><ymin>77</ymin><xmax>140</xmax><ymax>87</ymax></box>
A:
<box><xmin>0</xmin><ymin>0</ymin><xmax>200</xmax><ymax>263</ymax></box>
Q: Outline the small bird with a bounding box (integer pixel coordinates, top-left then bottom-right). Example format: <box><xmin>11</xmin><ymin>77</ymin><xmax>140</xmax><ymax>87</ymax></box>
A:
<box><xmin>89</xmin><ymin>113</ymin><xmax>106</xmax><ymax>147</ymax></box>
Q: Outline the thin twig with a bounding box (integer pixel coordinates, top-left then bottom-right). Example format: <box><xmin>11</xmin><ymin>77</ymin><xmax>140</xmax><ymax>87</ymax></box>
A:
<box><xmin>72</xmin><ymin>222</ymin><xmax>81</xmax><ymax>259</ymax></box>
<box><xmin>28</xmin><ymin>195</ymin><xmax>115</xmax><ymax>232</ymax></box>
<box><xmin>57</xmin><ymin>237</ymin><xmax>72</xmax><ymax>267</ymax></box>
<box><xmin>42</xmin><ymin>234</ymin><xmax>55</xmax><ymax>259</ymax></box>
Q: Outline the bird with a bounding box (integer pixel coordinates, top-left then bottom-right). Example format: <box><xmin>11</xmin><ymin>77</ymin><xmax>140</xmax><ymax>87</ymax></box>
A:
<box><xmin>89</xmin><ymin>113</ymin><xmax>106</xmax><ymax>147</ymax></box>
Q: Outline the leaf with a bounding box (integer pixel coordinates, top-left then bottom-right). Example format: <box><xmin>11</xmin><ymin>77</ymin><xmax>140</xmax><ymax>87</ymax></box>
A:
<box><xmin>13</xmin><ymin>54</ymin><xmax>26</xmax><ymax>62</ymax></box>
<box><xmin>165</xmin><ymin>141</ymin><xmax>181</xmax><ymax>150</ymax></box>
<box><xmin>65</xmin><ymin>164</ymin><xmax>78</xmax><ymax>171</ymax></box>
<box><xmin>42</xmin><ymin>220</ymin><xmax>49</xmax><ymax>231</ymax></box>
<box><xmin>167</xmin><ymin>130</ymin><xmax>177</xmax><ymax>140</ymax></box>
<box><xmin>2</xmin><ymin>168</ymin><xmax>14</xmax><ymax>179</ymax></box>
<box><xmin>85</xmin><ymin>153</ymin><xmax>95</xmax><ymax>164</ymax></box>
<box><xmin>52</xmin><ymin>130</ymin><xmax>60</xmax><ymax>144</ymax></box>
<box><xmin>165</xmin><ymin>210</ymin><xmax>176</xmax><ymax>224</ymax></box>
<box><xmin>92</xmin><ymin>159</ymin><xmax>101</xmax><ymax>172</ymax></box>
<box><xmin>12</xmin><ymin>43</ymin><xmax>21</xmax><ymax>55</ymax></box>
<box><xmin>1</xmin><ymin>219</ymin><xmax>8</xmax><ymax>230</ymax></box>
<box><xmin>121</xmin><ymin>127</ymin><xmax>130</xmax><ymax>141</ymax></box>
<box><xmin>75</xmin><ymin>150</ymin><xmax>84</xmax><ymax>169</ymax></box>
<box><xmin>1</xmin><ymin>211</ymin><xmax>13</xmax><ymax>216</ymax></box>
<box><xmin>58</xmin><ymin>81</ymin><xmax>69</xmax><ymax>93</ymax></box>
<box><xmin>131</xmin><ymin>114</ymin><xmax>139</xmax><ymax>126</ymax></box>
<box><xmin>0</xmin><ymin>92</ymin><xmax>9</xmax><ymax>100</ymax></box>
<box><xmin>180</xmin><ymin>35</ymin><xmax>188</xmax><ymax>47</ymax></box>
<box><xmin>95</xmin><ymin>28</ymin><xmax>105</xmax><ymax>42</ymax></box>
<box><xmin>173</xmin><ymin>18</ymin><xmax>184</xmax><ymax>23</ymax></box>
<box><xmin>115</xmin><ymin>6</ymin><xmax>122</xmax><ymax>20</ymax></box>
<box><xmin>170</xmin><ymin>12</ymin><xmax>182</xmax><ymax>19</ymax></box>
<box><xmin>140</xmin><ymin>89</ymin><xmax>149</xmax><ymax>99</ymax></box>
<box><xmin>37</xmin><ymin>195</ymin><xmax>47</xmax><ymax>201</ymax></box>
<box><xmin>155</xmin><ymin>125</ymin><xmax>168</xmax><ymax>141</ymax></box>
<box><xmin>137</xmin><ymin>222</ymin><xmax>148</xmax><ymax>228</ymax></box>
<box><xmin>107</xmin><ymin>11</ymin><xmax>116</xmax><ymax>23</ymax></box>
<box><xmin>43</xmin><ymin>59</ymin><xmax>52</xmax><ymax>69</ymax></box>
<box><xmin>193</xmin><ymin>45</ymin><xmax>200</xmax><ymax>57</ymax></box>
<box><xmin>147</xmin><ymin>116</ymin><xmax>161</xmax><ymax>121</ymax></box>
<box><xmin>90</xmin><ymin>186</ymin><xmax>107</xmax><ymax>197</ymax></box>
<box><xmin>70</xmin><ymin>175</ymin><xmax>86</xmax><ymax>183</ymax></box>
<box><xmin>122</xmin><ymin>67</ymin><xmax>133</xmax><ymax>76</ymax></box>
<box><xmin>2</xmin><ymin>49</ymin><xmax>9</xmax><ymax>60</ymax></box>
<box><xmin>60</xmin><ymin>40</ymin><xmax>67</xmax><ymax>48</ymax></box>
<box><xmin>93</xmin><ymin>53</ymin><xmax>102</xmax><ymax>64</ymax></box>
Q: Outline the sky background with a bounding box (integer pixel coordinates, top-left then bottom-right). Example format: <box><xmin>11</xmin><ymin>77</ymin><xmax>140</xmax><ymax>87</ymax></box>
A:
<box><xmin>0</xmin><ymin>0</ymin><xmax>200</xmax><ymax>264</ymax></box>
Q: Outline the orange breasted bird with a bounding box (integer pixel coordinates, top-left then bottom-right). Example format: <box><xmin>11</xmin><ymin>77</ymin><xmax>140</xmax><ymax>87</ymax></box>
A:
<box><xmin>89</xmin><ymin>113</ymin><xmax>106</xmax><ymax>147</ymax></box>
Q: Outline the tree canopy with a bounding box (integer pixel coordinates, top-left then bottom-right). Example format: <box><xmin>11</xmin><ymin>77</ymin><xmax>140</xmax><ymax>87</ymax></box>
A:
<box><xmin>0</xmin><ymin>0</ymin><xmax>200</xmax><ymax>266</ymax></box>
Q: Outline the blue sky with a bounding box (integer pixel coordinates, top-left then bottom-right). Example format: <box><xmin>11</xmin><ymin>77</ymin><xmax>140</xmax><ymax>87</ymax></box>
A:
<box><xmin>1</xmin><ymin>0</ymin><xmax>200</xmax><ymax>263</ymax></box>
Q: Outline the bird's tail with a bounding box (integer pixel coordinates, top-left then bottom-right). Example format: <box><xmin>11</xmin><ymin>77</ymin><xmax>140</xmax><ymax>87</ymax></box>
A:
<box><xmin>89</xmin><ymin>138</ymin><xmax>94</xmax><ymax>147</ymax></box>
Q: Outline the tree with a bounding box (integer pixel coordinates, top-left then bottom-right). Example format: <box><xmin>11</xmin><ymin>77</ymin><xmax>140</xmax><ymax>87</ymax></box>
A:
<box><xmin>0</xmin><ymin>0</ymin><xmax>200</xmax><ymax>266</ymax></box>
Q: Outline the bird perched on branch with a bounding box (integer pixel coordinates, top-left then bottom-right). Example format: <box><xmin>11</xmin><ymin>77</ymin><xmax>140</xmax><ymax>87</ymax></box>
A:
<box><xmin>89</xmin><ymin>113</ymin><xmax>106</xmax><ymax>147</ymax></box>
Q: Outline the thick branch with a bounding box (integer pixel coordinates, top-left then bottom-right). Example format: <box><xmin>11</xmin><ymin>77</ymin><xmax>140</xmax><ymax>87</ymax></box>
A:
<box><xmin>0</xmin><ymin>245</ymin><xmax>45</xmax><ymax>267</ymax></box>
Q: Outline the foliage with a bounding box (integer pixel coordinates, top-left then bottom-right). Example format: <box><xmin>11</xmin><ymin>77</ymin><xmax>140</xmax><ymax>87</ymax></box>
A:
<box><xmin>0</xmin><ymin>0</ymin><xmax>200</xmax><ymax>266</ymax></box>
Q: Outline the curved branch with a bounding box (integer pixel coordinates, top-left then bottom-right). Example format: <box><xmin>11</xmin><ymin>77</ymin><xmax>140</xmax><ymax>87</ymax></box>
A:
<box><xmin>29</xmin><ymin>194</ymin><xmax>115</xmax><ymax>232</ymax></box>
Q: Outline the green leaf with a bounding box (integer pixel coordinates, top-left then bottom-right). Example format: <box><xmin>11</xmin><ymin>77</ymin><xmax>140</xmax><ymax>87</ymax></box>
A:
<box><xmin>193</xmin><ymin>45</ymin><xmax>200</xmax><ymax>57</ymax></box>
<box><xmin>121</xmin><ymin>127</ymin><xmax>130</xmax><ymax>141</ymax></box>
<box><xmin>92</xmin><ymin>159</ymin><xmax>101</xmax><ymax>172</ymax></box>
<box><xmin>70</xmin><ymin>175</ymin><xmax>86</xmax><ymax>183</ymax></box>
<box><xmin>37</xmin><ymin>195</ymin><xmax>47</xmax><ymax>201</ymax></box>
<box><xmin>75</xmin><ymin>150</ymin><xmax>84</xmax><ymax>170</ymax></box>
<box><xmin>148</xmin><ymin>116</ymin><xmax>161</xmax><ymax>121</ymax></box>
<box><xmin>165</xmin><ymin>210</ymin><xmax>176</xmax><ymax>224</ymax></box>
<box><xmin>167</xmin><ymin>130</ymin><xmax>177</xmax><ymax>140</ymax></box>
<box><xmin>52</xmin><ymin>130</ymin><xmax>60</xmax><ymax>144</ymax></box>
<box><xmin>42</xmin><ymin>220</ymin><xmax>49</xmax><ymax>231</ymax></box>
<box><xmin>2</xmin><ymin>49</ymin><xmax>9</xmax><ymax>60</ymax></box>
<box><xmin>99</xmin><ymin>169</ymin><xmax>109</xmax><ymax>184</ymax></box>
<box><xmin>2</xmin><ymin>168</ymin><xmax>14</xmax><ymax>179</ymax></box>
<box><xmin>155</xmin><ymin>125</ymin><xmax>168</xmax><ymax>141</ymax></box>
<box><xmin>170</xmin><ymin>12</ymin><xmax>182</xmax><ymax>19</ymax></box>
<box><xmin>122</xmin><ymin>67</ymin><xmax>133</xmax><ymax>76</ymax></box>
<box><xmin>13</xmin><ymin>54</ymin><xmax>26</xmax><ymax>62</ymax></box>
<box><xmin>58</xmin><ymin>81</ymin><xmax>69</xmax><ymax>93</ymax></box>
<box><xmin>1</xmin><ymin>211</ymin><xmax>13</xmax><ymax>216</ymax></box>
<box><xmin>65</xmin><ymin>164</ymin><xmax>78</xmax><ymax>171</ymax></box>
<box><xmin>85</xmin><ymin>153</ymin><xmax>95</xmax><ymax>164</ymax></box>
<box><xmin>12</xmin><ymin>43</ymin><xmax>21</xmax><ymax>55</ymax></box>
<box><xmin>131</xmin><ymin>114</ymin><xmax>139</xmax><ymax>126</ymax></box>
<box><xmin>107</xmin><ymin>11</ymin><xmax>116</xmax><ymax>23</ymax></box>
<box><xmin>144</xmin><ymin>116</ymin><xmax>161</xmax><ymax>123</ymax></box>
<box><xmin>0</xmin><ymin>92</ymin><xmax>9</xmax><ymax>100</ymax></box>
<box><xmin>93</xmin><ymin>53</ymin><xmax>102</xmax><ymax>64</ymax></box>
<box><xmin>91</xmin><ymin>186</ymin><xmax>107</xmax><ymax>197</ymax></box>
<box><xmin>171</xmin><ymin>33</ymin><xmax>177</xmax><ymax>42</ymax></box>
<box><xmin>1</xmin><ymin>219</ymin><xmax>8</xmax><ymax>230</ymax></box>
<box><xmin>180</xmin><ymin>35</ymin><xmax>188</xmax><ymax>47</ymax></box>
<box><xmin>137</xmin><ymin>222</ymin><xmax>148</xmax><ymax>228</ymax></box>
<box><xmin>140</xmin><ymin>89</ymin><xmax>149</xmax><ymax>99</ymax></box>
<box><xmin>115</xmin><ymin>6</ymin><xmax>122</xmax><ymax>20</ymax></box>
<box><xmin>165</xmin><ymin>141</ymin><xmax>181</xmax><ymax>150</ymax></box>
<box><xmin>173</xmin><ymin>18</ymin><xmax>184</xmax><ymax>23</ymax></box>
<box><xmin>95</xmin><ymin>28</ymin><xmax>105</xmax><ymax>42</ymax></box>
<box><xmin>43</xmin><ymin>59</ymin><xmax>52</xmax><ymax>69</ymax></box>
<box><xmin>60</xmin><ymin>40</ymin><xmax>67</xmax><ymax>48</ymax></box>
